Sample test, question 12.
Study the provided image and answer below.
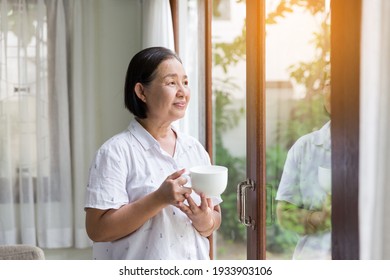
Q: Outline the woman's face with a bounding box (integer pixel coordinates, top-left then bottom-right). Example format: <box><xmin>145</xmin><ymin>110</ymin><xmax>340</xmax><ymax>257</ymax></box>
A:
<box><xmin>140</xmin><ymin>58</ymin><xmax>190</xmax><ymax>122</ymax></box>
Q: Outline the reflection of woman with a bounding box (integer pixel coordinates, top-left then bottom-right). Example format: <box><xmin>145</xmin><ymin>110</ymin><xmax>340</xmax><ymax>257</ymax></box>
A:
<box><xmin>84</xmin><ymin>47</ymin><xmax>221</xmax><ymax>260</ymax></box>
<box><xmin>276</xmin><ymin>84</ymin><xmax>331</xmax><ymax>260</ymax></box>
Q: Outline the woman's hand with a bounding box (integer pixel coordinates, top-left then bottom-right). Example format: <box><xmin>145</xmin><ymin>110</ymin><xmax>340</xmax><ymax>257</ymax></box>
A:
<box><xmin>154</xmin><ymin>169</ymin><xmax>192</xmax><ymax>207</ymax></box>
<box><xmin>306</xmin><ymin>194</ymin><xmax>332</xmax><ymax>233</ymax></box>
<box><xmin>178</xmin><ymin>193</ymin><xmax>221</xmax><ymax>237</ymax></box>
<box><xmin>276</xmin><ymin>199</ymin><xmax>331</xmax><ymax>235</ymax></box>
<box><xmin>86</xmin><ymin>169</ymin><xmax>193</xmax><ymax>242</ymax></box>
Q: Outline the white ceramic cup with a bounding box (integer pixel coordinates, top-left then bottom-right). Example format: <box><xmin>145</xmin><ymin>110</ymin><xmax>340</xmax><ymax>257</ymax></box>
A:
<box><xmin>318</xmin><ymin>166</ymin><xmax>331</xmax><ymax>194</ymax></box>
<box><xmin>187</xmin><ymin>165</ymin><xmax>228</xmax><ymax>197</ymax></box>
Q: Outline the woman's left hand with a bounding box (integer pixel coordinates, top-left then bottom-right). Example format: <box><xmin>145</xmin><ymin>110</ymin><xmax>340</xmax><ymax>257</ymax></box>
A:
<box><xmin>178</xmin><ymin>193</ymin><xmax>216</xmax><ymax>236</ymax></box>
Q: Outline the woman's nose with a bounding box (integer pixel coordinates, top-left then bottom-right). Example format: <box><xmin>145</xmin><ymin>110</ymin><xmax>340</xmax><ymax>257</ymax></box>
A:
<box><xmin>177</xmin><ymin>83</ymin><xmax>189</xmax><ymax>96</ymax></box>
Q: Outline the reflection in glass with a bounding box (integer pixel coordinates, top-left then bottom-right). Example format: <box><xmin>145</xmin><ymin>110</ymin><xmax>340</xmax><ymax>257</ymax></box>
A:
<box><xmin>265</xmin><ymin>0</ymin><xmax>331</xmax><ymax>259</ymax></box>
<box><xmin>276</xmin><ymin>83</ymin><xmax>331</xmax><ymax>260</ymax></box>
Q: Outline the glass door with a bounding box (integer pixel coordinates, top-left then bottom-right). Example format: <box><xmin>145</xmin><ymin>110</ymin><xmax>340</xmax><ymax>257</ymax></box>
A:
<box><xmin>264</xmin><ymin>0</ymin><xmax>331</xmax><ymax>259</ymax></box>
<box><xmin>209</xmin><ymin>0</ymin><xmax>363</xmax><ymax>260</ymax></box>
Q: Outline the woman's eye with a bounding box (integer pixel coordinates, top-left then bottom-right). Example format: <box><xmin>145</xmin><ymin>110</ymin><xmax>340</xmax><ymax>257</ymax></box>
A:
<box><xmin>168</xmin><ymin>81</ymin><xmax>176</xmax><ymax>86</ymax></box>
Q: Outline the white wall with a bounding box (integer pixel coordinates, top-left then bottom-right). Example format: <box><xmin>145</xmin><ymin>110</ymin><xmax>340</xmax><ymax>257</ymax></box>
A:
<box><xmin>95</xmin><ymin>0</ymin><xmax>142</xmax><ymax>145</ymax></box>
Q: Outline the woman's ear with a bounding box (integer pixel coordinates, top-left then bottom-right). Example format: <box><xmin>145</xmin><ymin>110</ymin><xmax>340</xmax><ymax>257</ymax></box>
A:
<box><xmin>134</xmin><ymin>83</ymin><xmax>146</xmax><ymax>103</ymax></box>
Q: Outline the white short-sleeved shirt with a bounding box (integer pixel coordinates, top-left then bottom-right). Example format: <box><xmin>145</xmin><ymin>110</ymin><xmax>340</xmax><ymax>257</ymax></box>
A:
<box><xmin>276</xmin><ymin>121</ymin><xmax>331</xmax><ymax>260</ymax></box>
<box><xmin>85</xmin><ymin>119</ymin><xmax>221</xmax><ymax>260</ymax></box>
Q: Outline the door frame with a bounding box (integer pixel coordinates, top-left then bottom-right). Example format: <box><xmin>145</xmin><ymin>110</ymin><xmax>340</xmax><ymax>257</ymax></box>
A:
<box><xmin>245</xmin><ymin>0</ymin><xmax>266</xmax><ymax>260</ymax></box>
<box><xmin>244</xmin><ymin>0</ymin><xmax>362</xmax><ymax>260</ymax></box>
<box><xmin>330</xmin><ymin>0</ymin><xmax>361</xmax><ymax>260</ymax></box>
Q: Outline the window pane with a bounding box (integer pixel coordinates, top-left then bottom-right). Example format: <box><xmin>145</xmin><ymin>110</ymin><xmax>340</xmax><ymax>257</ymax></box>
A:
<box><xmin>265</xmin><ymin>0</ymin><xmax>331</xmax><ymax>260</ymax></box>
<box><xmin>0</xmin><ymin>4</ymin><xmax>48</xmax><ymax>200</ymax></box>
<box><xmin>212</xmin><ymin>0</ymin><xmax>247</xmax><ymax>260</ymax></box>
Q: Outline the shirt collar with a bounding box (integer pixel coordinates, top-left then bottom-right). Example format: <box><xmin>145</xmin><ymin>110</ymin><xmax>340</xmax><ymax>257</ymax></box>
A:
<box><xmin>312</xmin><ymin>120</ymin><xmax>331</xmax><ymax>149</ymax></box>
<box><xmin>127</xmin><ymin>118</ymin><xmax>181</xmax><ymax>151</ymax></box>
<box><xmin>128</xmin><ymin>118</ymin><xmax>159</xmax><ymax>151</ymax></box>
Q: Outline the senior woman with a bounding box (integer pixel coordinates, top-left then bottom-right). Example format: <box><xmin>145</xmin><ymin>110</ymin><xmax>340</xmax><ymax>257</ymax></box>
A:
<box><xmin>84</xmin><ymin>47</ymin><xmax>221</xmax><ymax>260</ymax></box>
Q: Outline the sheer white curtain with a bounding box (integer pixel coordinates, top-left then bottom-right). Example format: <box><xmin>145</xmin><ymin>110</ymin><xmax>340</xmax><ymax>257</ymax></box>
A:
<box><xmin>66</xmin><ymin>0</ymin><xmax>99</xmax><ymax>249</ymax></box>
<box><xmin>177</xmin><ymin>0</ymin><xmax>202</xmax><ymax>141</ymax></box>
<box><xmin>0</xmin><ymin>0</ymin><xmax>72</xmax><ymax>247</ymax></box>
<box><xmin>360</xmin><ymin>0</ymin><xmax>390</xmax><ymax>259</ymax></box>
<box><xmin>142</xmin><ymin>0</ymin><xmax>174</xmax><ymax>50</ymax></box>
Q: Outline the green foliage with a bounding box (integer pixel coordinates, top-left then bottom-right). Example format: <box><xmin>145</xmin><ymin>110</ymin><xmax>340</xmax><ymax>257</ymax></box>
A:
<box><xmin>265</xmin><ymin>145</ymin><xmax>288</xmax><ymax>189</ymax></box>
<box><xmin>213</xmin><ymin>77</ymin><xmax>247</xmax><ymax>242</ymax></box>
<box><xmin>216</xmin><ymin>143</ymin><xmax>247</xmax><ymax>241</ymax></box>
<box><xmin>266</xmin><ymin>221</ymin><xmax>298</xmax><ymax>254</ymax></box>
<box><xmin>213</xmin><ymin>24</ymin><xmax>246</xmax><ymax>73</ymax></box>
<box><xmin>265</xmin><ymin>147</ymin><xmax>299</xmax><ymax>254</ymax></box>
<box><xmin>282</xmin><ymin>96</ymin><xmax>330</xmax><ymax>148</ymax></box>
<box><xmin>213</xmin><ymin>78</ymin><xmax>245</xmax><ymax>137</ymax></box>
<box><xmin>287</xmin><ymin>20</ymin><xmax>330</xmax><ymax>96</ymax></box>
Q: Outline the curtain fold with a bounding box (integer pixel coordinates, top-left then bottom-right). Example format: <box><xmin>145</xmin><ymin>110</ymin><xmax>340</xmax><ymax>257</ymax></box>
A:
<box><xmin>359</xmin><ymin>0</ymin><xmax>390</xmax><ymax>259</ymax></box>
<box><xmin>67</xmin><ymin>0</ymin><xmax>97</xmax><ymax>248</ymax></box>
<box><xmin>41</xmin><ymin>0</ymin><xmax>72</xmax><ymax>248</ymax></box>
<box><xmin>0</xmin><ymin>0</ymin><xmax>18</xmax><ymax>245</ymax></box>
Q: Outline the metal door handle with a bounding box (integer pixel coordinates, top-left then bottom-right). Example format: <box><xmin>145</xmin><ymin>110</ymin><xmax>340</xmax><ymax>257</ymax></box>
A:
<box><xmin>237</xmin><ymin>179</ymin><xmax>256</xmax><ymax>229</ymax></box>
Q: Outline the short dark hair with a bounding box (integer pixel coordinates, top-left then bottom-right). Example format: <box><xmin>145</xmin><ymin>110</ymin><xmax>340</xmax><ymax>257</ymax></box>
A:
<box><xmin>124</xmin><ymin>47</ymin><xmax>182</xmax><ymax>118</ymax></box>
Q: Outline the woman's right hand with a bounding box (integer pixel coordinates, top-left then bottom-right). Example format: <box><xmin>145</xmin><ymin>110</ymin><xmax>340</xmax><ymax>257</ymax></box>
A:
<box><xmin>155</xmin><ymin>169</ymin><xmax>192</xmax><ymax>207</ymax></box>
